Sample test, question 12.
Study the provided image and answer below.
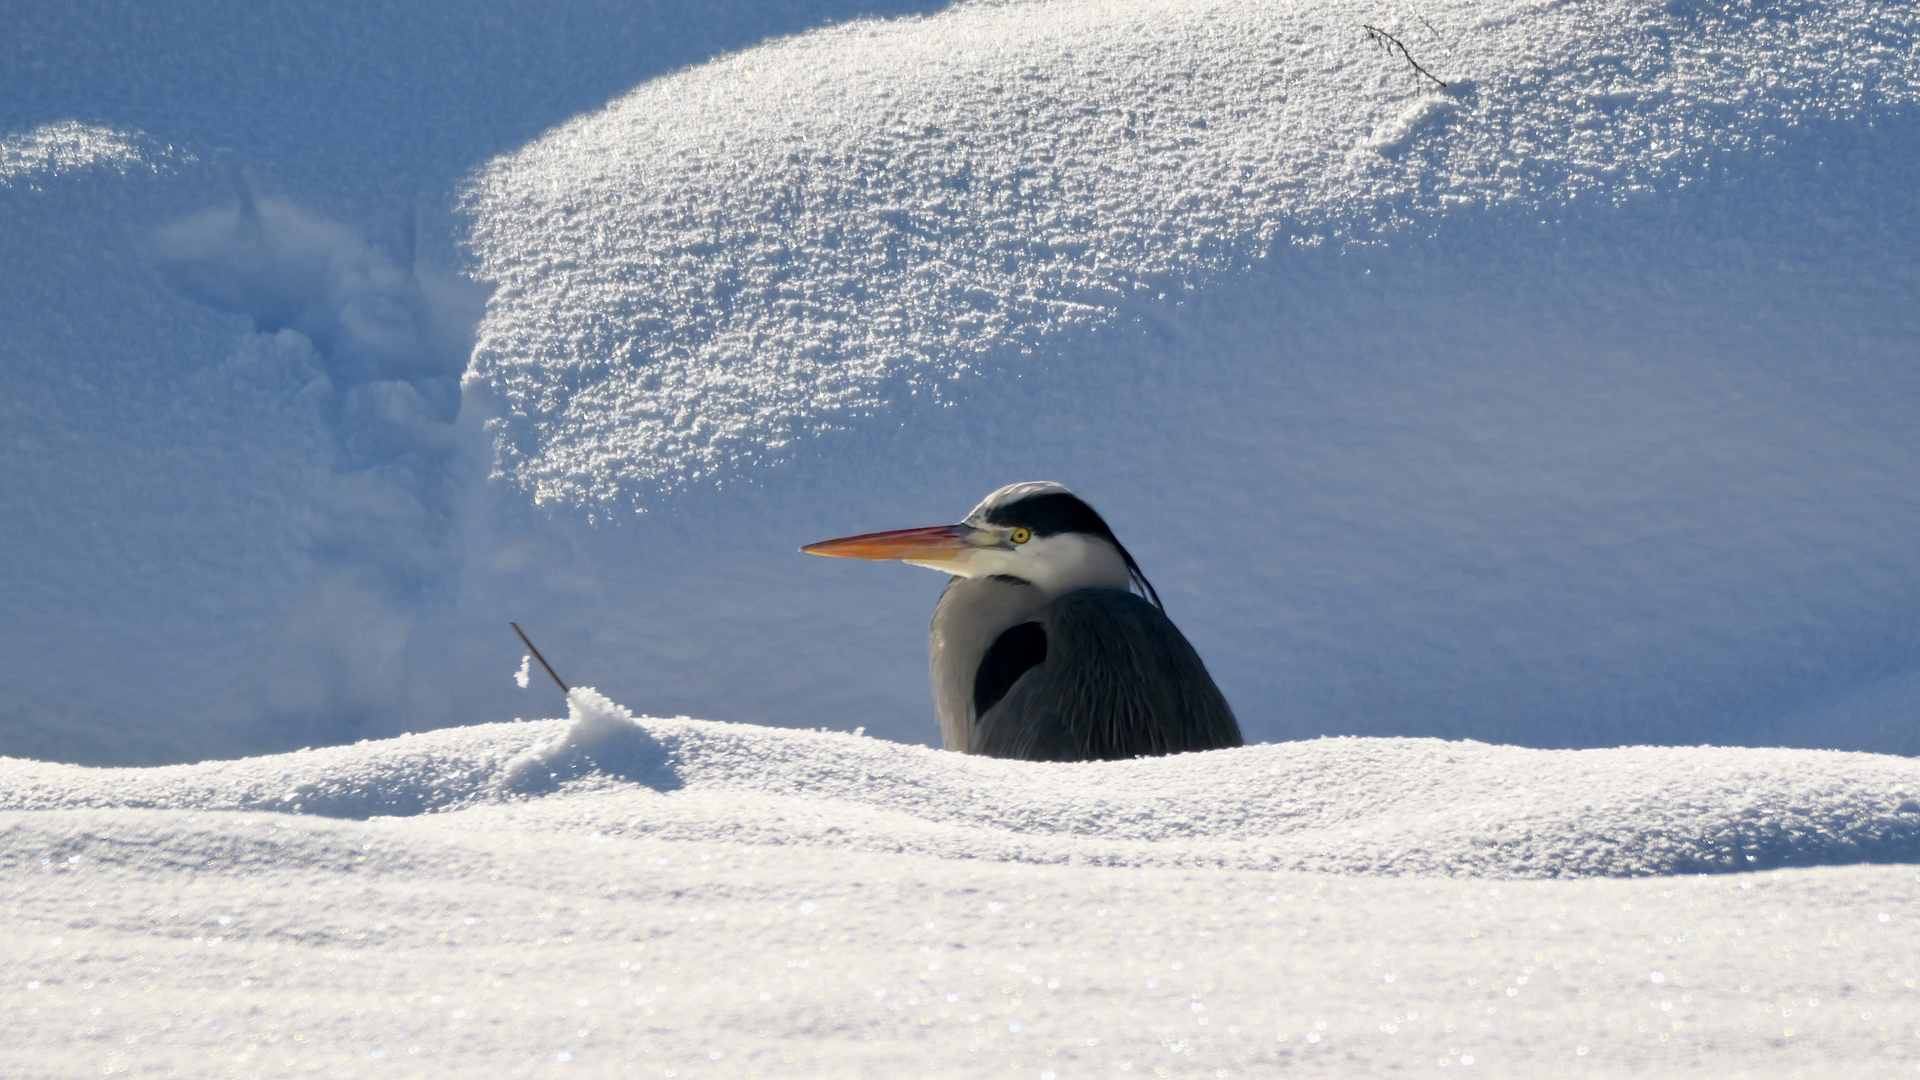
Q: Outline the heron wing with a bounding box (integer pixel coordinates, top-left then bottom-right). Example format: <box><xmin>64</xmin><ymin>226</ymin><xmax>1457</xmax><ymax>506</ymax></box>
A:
<box><xmin>969</xmin><ymin>663</ymin><xmax>1069</xmax><ymax>760</ymax></box>
<box><xmin>970</xmin><ymin>588</ymin><xmax>1242</xmax><ymax>761</ymax></box>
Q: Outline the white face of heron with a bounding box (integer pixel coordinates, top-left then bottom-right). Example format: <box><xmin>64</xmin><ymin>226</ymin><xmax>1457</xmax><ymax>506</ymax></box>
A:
<box><xmin>905</xmin><ymin>523</ymin><xmax>1132</xmax><ymax>598</ymax></box>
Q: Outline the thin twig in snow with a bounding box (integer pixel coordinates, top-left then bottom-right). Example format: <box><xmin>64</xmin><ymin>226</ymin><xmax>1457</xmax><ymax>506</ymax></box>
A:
<box><xmin>510</xmin><ymin>621</ymin><xmax>571</xmax><ymax>696</ymax></box>
<box><xmin>1363</xmin><ymin>24</ymin><xmax>1449</xmax><ymax>89</ymax></box>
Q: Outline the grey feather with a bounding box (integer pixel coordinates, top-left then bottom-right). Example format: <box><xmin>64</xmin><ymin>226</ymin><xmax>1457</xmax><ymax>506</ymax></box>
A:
<box><xmin>968</xmin><ymin>588</ymin><xmax>1242</xmax><ymax>761</ymax></box>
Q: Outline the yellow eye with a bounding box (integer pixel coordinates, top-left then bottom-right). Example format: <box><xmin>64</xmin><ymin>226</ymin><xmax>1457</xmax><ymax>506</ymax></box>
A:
<box><xmin>1010</xmin><ymin>527</ymin><xmax>1032</xmax><ymax>545</ymax></box>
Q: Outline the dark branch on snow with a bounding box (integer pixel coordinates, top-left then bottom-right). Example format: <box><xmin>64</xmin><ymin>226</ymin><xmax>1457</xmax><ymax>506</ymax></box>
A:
<box><xmin>1362</xmin><ymin>24</ymin><xmax>1448</xmax><ymax>90</ymax></box>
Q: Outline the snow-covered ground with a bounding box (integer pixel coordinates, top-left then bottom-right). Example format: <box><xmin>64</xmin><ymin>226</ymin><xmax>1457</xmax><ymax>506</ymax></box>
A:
<box><xmin>9</xmin><ymin>691</ymin><xmax>1920</xmax><ymax>1076</ymax></box>
<box><xmin>8</xmin><ymin>0</ymin><xmax>1920</xmax><ymax>1072</ymax></box>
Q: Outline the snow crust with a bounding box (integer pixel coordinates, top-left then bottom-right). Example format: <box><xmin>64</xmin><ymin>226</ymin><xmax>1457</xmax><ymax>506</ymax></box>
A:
<box><xmin>8</xmin><ymin>695</ymin><xmax>1920</xmax><ymax>879</ymax></box>
<box><xmin>16</xmin><ymin>813</ymin><xmax>1920</xmax><ymax>1079</ymax></box>
<box><xmin>8</xmin><ymin>706</ymin><xmax>1920</xmax><ymax>1075</ymax></box>
<box><xmin>468</xmin><ymin>0</ymin><xmax>1916</xmax><ymax>498</ymax></box>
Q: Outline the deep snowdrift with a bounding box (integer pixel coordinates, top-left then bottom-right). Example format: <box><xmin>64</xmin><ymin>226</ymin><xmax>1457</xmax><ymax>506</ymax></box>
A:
<box><xmin>5</xmin><ymin>0</ymin><xmax>1920</xmax><ymax>767</ymax></box>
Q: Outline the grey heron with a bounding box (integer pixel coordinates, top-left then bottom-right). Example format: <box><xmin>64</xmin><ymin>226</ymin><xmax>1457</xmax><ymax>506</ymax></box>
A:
<box><xmin>803</xmin><ymin>482</ymin><xmax>1242</xmax><ymax>761</ymax></box>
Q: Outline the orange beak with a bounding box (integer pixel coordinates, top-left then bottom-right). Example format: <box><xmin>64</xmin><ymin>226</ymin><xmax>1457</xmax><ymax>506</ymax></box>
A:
<box><xmin>801</xmin><ymin>524</ymin><xmax>975</xmax><ymax>563</ymax></box>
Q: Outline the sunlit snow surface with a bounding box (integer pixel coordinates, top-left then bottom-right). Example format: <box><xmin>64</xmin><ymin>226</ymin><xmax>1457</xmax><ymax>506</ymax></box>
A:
<box><xmin>7</xmin><ymin>695</ymin><xmax>1920</xmax><ymax>1075</ymax></box>
<box><xmin>467</xmin><ymin>0</ymin><xmax>1915</xmax><ymax>498</ymax></box>
<box><xmin>10</xmin><ymin>690</ymin><xmax>1920</xmax><ymax>878</ymax></box>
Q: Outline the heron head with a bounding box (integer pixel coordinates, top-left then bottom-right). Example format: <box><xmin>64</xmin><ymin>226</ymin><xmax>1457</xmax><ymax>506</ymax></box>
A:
<box><xmin>802</xmin><ymin>481</ymin><xmax>1161</xmax><ymax>604</ymax></box>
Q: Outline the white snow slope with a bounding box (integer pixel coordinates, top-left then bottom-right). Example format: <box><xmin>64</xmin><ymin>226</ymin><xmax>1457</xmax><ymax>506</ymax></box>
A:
<box><xmin>6</xmin><ymin>0</ymin><xmax>1920</xmax><ymax>763</ymax></box>
<box><xmin>8</xmin><ymin>692</ymin><xmax>1920</xmax><ymax>1076</ymax></box>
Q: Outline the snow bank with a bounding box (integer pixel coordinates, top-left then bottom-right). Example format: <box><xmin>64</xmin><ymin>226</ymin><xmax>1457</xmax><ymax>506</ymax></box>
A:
<box><xmin>7</xmin><ymin>700</ymin><xmax>1920</xmax><ymax>878</ymax></box>
<box><xmin>0</xmin><ymin>0</ymin><xmax>951</xmax><ymax>765</ymax></box>
<box><xmin>451</xmin><ymin>0</ymin><xmax>1920</xmax><ymax>757</ymax></box>
<box><xmin>6</xmin><ymin>0</ymin><xmax>1920</xmax><ymax>763</ymax></box>
<box><xmin>8</xmin><ymin>713</ymin><xmax>1920</xmax><ymax>1075</ymax></box>
<box><xmin>12</xmin><ymin>807</ymin><xmax>1916</xmax><ymax>1078</ymax></box>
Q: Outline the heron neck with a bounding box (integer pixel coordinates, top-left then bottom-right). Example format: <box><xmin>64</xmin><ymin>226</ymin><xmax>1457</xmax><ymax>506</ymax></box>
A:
<box><xmin>928</xmin><ymin>574</ymin><xmax>1050</xmax><ymax>753</ymax></box>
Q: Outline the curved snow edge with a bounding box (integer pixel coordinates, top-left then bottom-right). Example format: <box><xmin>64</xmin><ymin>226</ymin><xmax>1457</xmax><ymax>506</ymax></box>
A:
<box><xmin>4</xmin><ymin>689</ymin><xmax>1919</xmax><ymax>878</ymax></box>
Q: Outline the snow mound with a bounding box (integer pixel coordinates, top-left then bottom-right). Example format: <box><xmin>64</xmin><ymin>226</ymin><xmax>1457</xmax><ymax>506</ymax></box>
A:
<box><xmin>466</xmin><ymin>0</ymin><xmax>1918</xmax><ymax>503</ymax></box>
<box><xmin>499</xmin><ymin>687</ymin><xmax>676</xmax><ymax>792</ymax></box>
<box><xmin>7</xmin><ymin>696</ymin><xmax>1919</xmax><ymax>878</ymax></box>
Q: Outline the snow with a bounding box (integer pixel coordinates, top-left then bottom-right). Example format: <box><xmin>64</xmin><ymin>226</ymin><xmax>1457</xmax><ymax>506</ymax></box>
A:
<box><xmin>9</xmin><ymin>0</ymin><xmax>1920</xmax><ymax>761</ymax></box>
<box><xmin>7</xmin><ymin>704</ymin><xmax>1920</xmax><ymax>1074</ymax></box>
<box><xmin>10</xmin><ymin>687</ymin><xmax>1920</xmax><ymax>875</ymax></box>
<box><xmin>8</xmin><ymin>0</ymin><xmax>1920</xmax><ymax>1071</ymax></box>
<box><xmin>455</xmin><ymin>0</ymin><xmax>1920</xmax><ymax>756</ymax></box>
<box><xmin>471</xmin><ymin>0</ymin><xmax>1917</xmax><ymax>498</ymax></box>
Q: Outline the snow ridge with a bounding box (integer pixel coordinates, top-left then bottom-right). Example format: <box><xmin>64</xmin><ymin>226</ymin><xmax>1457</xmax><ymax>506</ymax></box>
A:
<box><xmin>6</xmin><ymin>693</ymin><xmax>1919</xmax><ymax>878</ymax></box>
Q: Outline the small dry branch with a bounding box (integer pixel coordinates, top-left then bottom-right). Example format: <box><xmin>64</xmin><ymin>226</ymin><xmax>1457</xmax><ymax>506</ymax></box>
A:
<box><xmin>1363</xmin><ymin>24</ymin><xmax>1448</xmax><ymax>89</ymax></box>
<box><xmin>510</xmin><ymin>621</ymin><xmax>571</xmax><ymax>696</ymax></box>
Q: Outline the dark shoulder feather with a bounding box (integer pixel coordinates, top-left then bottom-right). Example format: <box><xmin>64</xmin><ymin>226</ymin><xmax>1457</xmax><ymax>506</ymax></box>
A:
<box><xmin>973</xmin><ymin>621</ymin><xmax>1047</xmax><ymax>717</ymax></box>
<box><xmin>972</xmin><ymin>588</ymin><xmax>1240</xmax><ymax>761</ymax></box>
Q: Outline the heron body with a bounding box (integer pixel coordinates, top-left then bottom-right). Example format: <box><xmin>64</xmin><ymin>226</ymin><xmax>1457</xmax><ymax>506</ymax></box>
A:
<box><xmin>804</xmin><ymin>482</ymin><xmax>1241</xmax><ymax>762</ymax></box>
